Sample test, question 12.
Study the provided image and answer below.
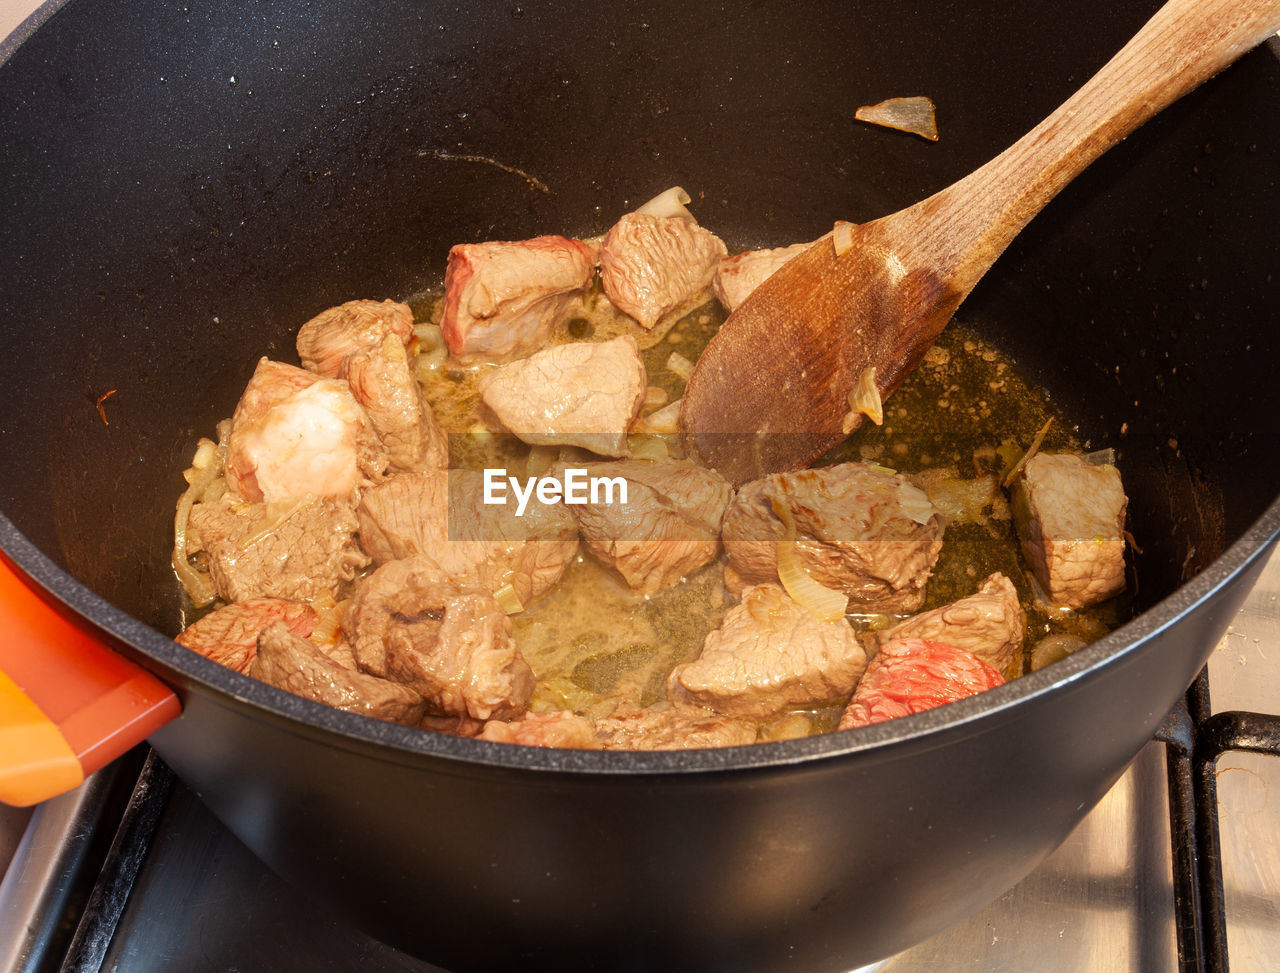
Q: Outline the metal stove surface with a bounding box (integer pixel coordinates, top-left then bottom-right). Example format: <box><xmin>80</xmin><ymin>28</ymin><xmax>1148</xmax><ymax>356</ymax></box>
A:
<box><xmin>90</xmin><ymin>747</ymin><xmax>1186</xmax><ymax>972</ymax></box>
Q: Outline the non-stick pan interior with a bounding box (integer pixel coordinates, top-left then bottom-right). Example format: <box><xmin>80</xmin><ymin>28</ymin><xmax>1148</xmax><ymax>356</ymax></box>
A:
<box><xmin>0</xmin><ymin>0</ymin><xmax>1276</xmax><ymax>641</ymax></box>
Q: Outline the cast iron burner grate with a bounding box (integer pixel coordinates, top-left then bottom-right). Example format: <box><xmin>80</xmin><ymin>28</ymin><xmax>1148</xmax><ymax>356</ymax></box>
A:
<box><xmin>1159</xmin><ymin>668</ymin><xmax>1280</xmax><ymax>973</ymax></box>
<box><xmin>46</xmin><ymin>666</ymin><xmax>1280</xmax><ymax>973</ymax></box>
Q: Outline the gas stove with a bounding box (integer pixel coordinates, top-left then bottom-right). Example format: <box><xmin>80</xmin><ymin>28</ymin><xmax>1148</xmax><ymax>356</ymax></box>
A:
<box><xmin>0</xmin><ymin>547</ymin><xmax>1275</xmax><ymax>972</ymax></box>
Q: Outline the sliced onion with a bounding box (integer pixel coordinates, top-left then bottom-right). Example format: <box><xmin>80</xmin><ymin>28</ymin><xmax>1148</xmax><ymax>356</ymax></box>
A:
<box><xmin>642</xmin><ymin>385</ymin><xmax>670</xmax><ymax>412</ymax></box>
<box><xmin>191</xmin><ymin>438</ymin><xmax>218</xmax><ymax>470</ymax></box>
<box><xmin>414</xmin><ymin>332</ymin><xmax>448</xmax><ymax>378</ymax></box>
<box><xmin>199</xmin><ymin>477</ymin><xmax>228</xmax><ymax>504</ymax></box>
<box><xmin>665</xmin><ymin>351</ymin><xmax>694</xmax><ymax>382</ymax></box>
<box><xmin>530</xmin><ymin>675</ymin><xmax>596</xmax><ymax>714</ymax></box>
<box><xmin>634</xmin><ymin>186</ymin><xmax>695</xmax><ymax>221</ymax></box>
<box><xmin>627</xmin><ymin>434</ymin><xmax>670</xmax><ymax>462</ymax></box>
<box><xmin>1083</xmin><ymin>447</ymin><xmax>1117</xmax><ymax>467</ymax></box>
<box><xmin>832</xmin><ymin>220</ymin><xmax>856</xmax><ymax>257</ymax></box>
<box><xmin>172</xmin><ymin>505</ymin><xmax>218</xmax><ymax>607</ymax></box>
<box><xmin>1030</xmin><ymin>634</ymin><xmax>1087</xmax><ymax>671</ymax></box>
<box><xmin>758</xmin><ymin>712</ymin><xmax>815</xmax><ymax>742</ymax></box>
<box><xmin>842</xmin><ymin>366</ymin><xmax>883</xmax><ymax>434</ymax></box>
<box><xmin>172</xmin><ymin>432</ymin><xmax>228</xmax><ymax>608</ymax></box>
<box><xmin>309</xmin><ymin>595</ymin><xmax>347</xmax><ymax>647</ymax></box>
<box><xmin>896</xmin><ymin>481</ymin><xmax>940</xmax><ymax>526</ymax></box>
<box><xmin>855</xmin><ymin>96</ymin><xmax>939</xmax><ymax>142</ymax></box>
<box><xmin>911</xmin><ymin>469</ymin><xmax>998</xmax><ymax>525</ymax></box>
<box><xmin>494</xmin><ymin>583</ymin><xmax>525</xmax><ymax>615</ymax></box>
<box><xmin>637</xmin><ymin>398</ymin><xmax>682</xmax><ymax>435</ymax></box>
<box><xmin>769</xmin><ymin>497</ymin><xmax>848</xmax><ymax>623</ymax></box>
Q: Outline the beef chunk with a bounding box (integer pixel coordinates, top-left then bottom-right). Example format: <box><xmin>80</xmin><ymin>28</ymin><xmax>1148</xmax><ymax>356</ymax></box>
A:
<box><xmin>478</xmin><ymin>336</ymin><xmax>647</xmax><ymax>457</ymax></box>
<box><xmin>480</xmin><ymin>711</ymin><xmax>601</xmax><ymax>749</ymax></box>
<box><xmin>175</xmin><ymin>597</ymin><xmax>319</xmax><ymax>674</ymax></box>
<box><xmin>667</xmin><ymin>584</ymin><xmax>867</xmax><ymax>720</ymax></box>
<box><xmin>565</xmin><ymin>459</ymin><xmax>732</xmax><ymax>594</ymax></box>
<box><xmin>225</xmin><ymin>358</ymin><xmax>386</xmax><ymax>503</ymax></box>
<box><xmin>1012</xmin><ymin>452</ymin><xmax>1128</xmax><ymax>608</ymax></box>
<box><xmin>344</xmin><ymin>332</ymin><xmax>448</xmax><ymax>472</ymax></box>
<box><xmin>592</xmin><ymin>700</ymin><xmax>757</xmax><ymax>750</ymax></box>
<box><xmin>356</xmin><ymin>470</ymin><xmax>578</xmax><ymax>607</ymax></box>
<box><xmin>722</xmin><ymin>462</ymin><xmax>945</xmax><ymax>613</ymax></box>
<box><xmin>187</xmin><ymin>494</ymin><xmax>370</xmax><ymax>603</ymax></box>
<box><xmin>251</xmin><ymin>621</ymin><xmax>428</xmax><ymax>725</ymax></box>
<box><xmin>838</xmin><ymin>637</ymin><xmax>1005</xmax><ymax>730</ymax></box>
<box><xmin>295</xmin><ymin>299</ymin><xmax>415</xmax><ymax>378</ymax></box>
<box><xmin>712</xmin><ymin>243</ymin><xmax>809</xmax><ymax>312</ymax></box>
<box><xmin>344</xmin><ymin>556</ymin><xmax>535</xmax><ymax>721</ymax></box>
<box><xmin>870</xmin><ymin>572</ymin><xmax>1025</xmax><ymax>677</ymax></box>
<box><xmin>441</xmin><ymin>235</ymin><xmax>596</xmax><ymax>361</ymax></box>
<box><xmin>599</xmin><ymin>213</ymin><xmax>728</xmax><ymax>329</ymax></box>
<box><xmin>296</xmin><ymin>299</ymin><xmax>447</xmax><ymax>474</ymax></box>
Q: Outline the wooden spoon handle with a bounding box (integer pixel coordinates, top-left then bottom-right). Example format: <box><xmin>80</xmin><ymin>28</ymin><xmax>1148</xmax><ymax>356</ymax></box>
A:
<box><xmin>920</xmin><ymin>0</ymin><xmax>1280</xmax><ymax>291</ymax></box>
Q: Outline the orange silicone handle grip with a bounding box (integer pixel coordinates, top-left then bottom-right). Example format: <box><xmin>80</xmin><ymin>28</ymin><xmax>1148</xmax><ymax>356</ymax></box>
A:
<box><xmin>0</xmin><ymin>552</ymin><xmax>180</xmax><ymax>806</ymax></box>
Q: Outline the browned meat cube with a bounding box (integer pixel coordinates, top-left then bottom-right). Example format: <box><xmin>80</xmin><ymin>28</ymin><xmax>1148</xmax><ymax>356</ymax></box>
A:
<box><xmin>344</xmin><ymin>332</ymin><xmax>448</xmax><ymax>473</ymax></box>
<box><xmin>478</xmin><ymin>335</ymin><xmax>647</xmax><ymax>457</ymax></box>
<box><xmin>480</xmin><ymin>711</ymin><xmax>601</xmax><ymax>749</ymax></box>
<box><xmin>295</xmin><ymin>299</ymin><xmax>415</xmax><ymax>377</ymax></box>
<box><xmin>296</xmin><ymin>300</ymin><xmax>447</xmax><ymax>474</ymax></box>
<box><xmin>1013</xmin><ymin>452</ymin><xmax>1128</xmax><ymax>608</ymax></box>
<box><xmin>565</xmin><ymin>459</ymin><xmax>732</xmax><ymax>594</ymax></box>
<box><xmin>343</xmin><ymin>556</ymin><xmax>535</xmax><ymax>722</ymax></box>
<box><xmin>712</xmin><ymin>243</ymin><xmax>809</xmax><ymax>312</ymax></box>
<box><xmin>667</xmin><ymin>584</ymin><xmax>867</xmax><ymax>720</ymax></box>
<box><xmin>251</xmin><ymin>622</ymin><xmax>427</xmax><ymax>725</ymax></box>
<box><xmin>599</xmin><ymin>213</ymin><xmax>727</xmax><ymax>329</ymax></box>
<box><xmin>355</xmin><ymin>470</ymin><xmax>578</xmax><ymax>608</ymax></box>
<box><xmin>838</xmin><ymin>637</ymin><xmax>1005</xmax><ymax>730</ymax></box>
<box><xmin>187</xmin><ymin>495</ymin><xmax>370</xmax><ymax>604</ymax></box>
<box><xmin>441</xmin><ymin>235</ymin><xmax>596</xmax><ymax>361</ymax></box>
<box><xmin>592</xmin><ymin>700</ymin><xmax>757</xmax><ymax>750</ymax></box>
<box><xmin>870</xmin><ymin>572</ymin><xmax>1025</xmax><ymax>678</ymax></box>
<box><xmin>175</xmin><ymin>597</ymin><xmax>319</xmax><ymax>674</ymax></box>
<box><xmin>722</xmin><ymin>462</ymin><xmax>945</xmax><ymax>613</ymax></box>
<box><xmin>354</xmin><ymin>470</ymin><xmax>457</xmax><ymax>565</ymax></box>
<box><xmin>225</xmin><ymin>358</ymin><xmax>386</xmax><ymax>503</ymax></box>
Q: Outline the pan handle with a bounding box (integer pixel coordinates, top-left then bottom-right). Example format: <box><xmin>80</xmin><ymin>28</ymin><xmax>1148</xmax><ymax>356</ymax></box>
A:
<box><xmin>0</xmin><ymin>554</ymin><xmax>180</xmax><ymax>806</ymax></box>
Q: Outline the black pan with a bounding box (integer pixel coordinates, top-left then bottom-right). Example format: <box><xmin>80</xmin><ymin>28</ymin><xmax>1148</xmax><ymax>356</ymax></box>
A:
<box><xmin>0</xmin><ymin>1</ymin><xmax>1277</xmax><ymax>969</ymax></box>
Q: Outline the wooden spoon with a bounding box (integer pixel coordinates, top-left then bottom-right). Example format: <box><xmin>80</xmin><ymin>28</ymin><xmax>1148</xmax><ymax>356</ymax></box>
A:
<box><xmin>680</xmin><ymin>0</ymin><xmax>1280</xmax><ymax>484</ymax></box>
